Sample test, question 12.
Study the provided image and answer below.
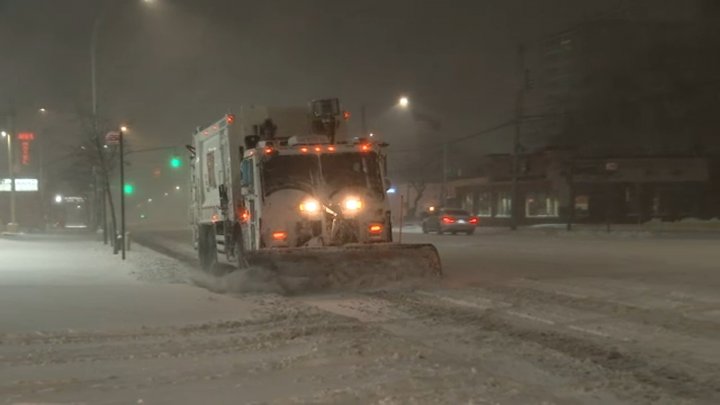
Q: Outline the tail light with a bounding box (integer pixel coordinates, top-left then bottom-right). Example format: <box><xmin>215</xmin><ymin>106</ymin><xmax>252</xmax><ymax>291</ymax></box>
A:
<box><xmin>368</xmin><ymin>224</ymin><xmax>383</xmax><ymax>235</ymax></box>
<box><xmin>441</xmin><ymin>216</ymin><xmax>456</xmax><ymax>224</ymax></box>
<box><xmin>469</xmin><ymin>217</ymin><xmax>479</xmax><ymax>225</ymax></box>
<box><xmin>264</xmin><ymin>147</ymin><xmax>273</xmax><ymax>154</ymax></box>
<box><xmin>272</xmin><ymin>231</ymin><xmax>288</xmax><ymax>241</ymax></box>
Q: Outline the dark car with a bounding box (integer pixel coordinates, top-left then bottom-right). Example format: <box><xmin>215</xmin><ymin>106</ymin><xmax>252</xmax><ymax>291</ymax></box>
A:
<box><xmin>422</xmin><ymin>208</ymin><xmax>478</xmax><ymax>235</ymax></box>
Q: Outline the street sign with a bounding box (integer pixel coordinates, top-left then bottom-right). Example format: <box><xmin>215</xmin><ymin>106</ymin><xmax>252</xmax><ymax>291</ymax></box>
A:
<box><xmin>105</xmin><ymin>131</ymin><xmax>121</xmax><ymax>145</ymax></box>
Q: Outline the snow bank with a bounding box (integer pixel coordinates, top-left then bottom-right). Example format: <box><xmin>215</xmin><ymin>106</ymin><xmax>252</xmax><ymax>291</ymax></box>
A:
<box><xmin>643</xmin><ymin>217</ymin><xmax>720</xmax><ymax>231</ymax></box>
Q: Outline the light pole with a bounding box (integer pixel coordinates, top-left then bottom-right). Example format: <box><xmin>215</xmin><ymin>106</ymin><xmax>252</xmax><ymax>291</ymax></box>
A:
<box><xmin>119</xmin><ymin>126</ymin><xmax>126</xmax><ymax>260</ymax></box>
<box><xmin>396</xmin><ymin>96</ymin><xmax>449</xmax><ymax>205</ymax></box>
<box><xmin>1</xmin><ymin>130</ymin><xmax>17</xmax><ymax>232</ymax></box>
<box><xmin>89</xmin><ymin>0</ymin><xmax>150</xmax><ymax>246</ymax></box>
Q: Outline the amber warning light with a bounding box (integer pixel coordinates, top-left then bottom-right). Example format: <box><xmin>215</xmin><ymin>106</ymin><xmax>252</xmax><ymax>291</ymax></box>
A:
<box><xmin>272</xmin><ymin>231</ymin><xmax>288</xmax><ymax>241</ymax></box>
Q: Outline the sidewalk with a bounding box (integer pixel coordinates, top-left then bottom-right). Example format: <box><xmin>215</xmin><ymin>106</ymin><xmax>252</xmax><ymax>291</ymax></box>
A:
<box><xmin>0</xmin><ymin>234</ymin><xmax>257</xmax><ymax>333</ymax></box>
<box><xmin>396</xmin><ymin>221</ymin><xmax>720</xmax><ymax>239</ymax></box>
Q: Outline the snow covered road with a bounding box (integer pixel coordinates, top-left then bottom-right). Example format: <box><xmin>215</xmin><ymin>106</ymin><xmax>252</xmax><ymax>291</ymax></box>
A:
<box><xmin>1</xmin><ymin>230</ymin><xmax>719</xmax><ymax>404</ymax></box>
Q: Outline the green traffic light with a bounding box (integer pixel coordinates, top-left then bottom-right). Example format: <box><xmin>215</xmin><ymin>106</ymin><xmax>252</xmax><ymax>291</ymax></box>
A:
<box><xmin>170</xmin><ymin>156</ymin><xmax>182</xmax><ymax>168</ymax></box>
<box><xmin>123</xmin><ymin>183</ymin><xmax>134</xmax><ymax>195</ymax></box>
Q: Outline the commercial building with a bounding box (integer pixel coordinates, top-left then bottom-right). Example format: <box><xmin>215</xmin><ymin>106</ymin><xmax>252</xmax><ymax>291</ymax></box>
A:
<box><xmin>449</xmin><ymin>151</ymin><xmax>718</xmax><ymax>226</ymax></box>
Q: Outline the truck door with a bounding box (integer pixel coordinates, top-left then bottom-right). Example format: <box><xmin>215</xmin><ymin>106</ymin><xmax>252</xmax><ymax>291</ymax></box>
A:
<box><xmin>240</xmin><ymin>158</ymin><xmax>259</xmax><ymax>250</ymax></box>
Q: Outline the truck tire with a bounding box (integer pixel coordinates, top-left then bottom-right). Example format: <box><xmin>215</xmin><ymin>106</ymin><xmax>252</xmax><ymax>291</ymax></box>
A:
<box><xmin>198</xmin><ymin>224</ymin><xmax>218</xmax><ymax>273</ymax></box>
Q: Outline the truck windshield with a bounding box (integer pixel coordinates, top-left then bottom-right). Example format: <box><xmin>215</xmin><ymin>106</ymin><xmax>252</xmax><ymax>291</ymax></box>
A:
<box><xmin>262</xmin><ymin>152</ymin><xmax>384</xmax><ymax>197</ymax></box>
<box><xmin>262</xmin><ymin>155</ymin><xmax>319</xmax><ymax>195</ymax></box>
<box><xmin>320</xmin><ymin>152</ymin><xmax>384</xmax><ymax>196</ymax></box>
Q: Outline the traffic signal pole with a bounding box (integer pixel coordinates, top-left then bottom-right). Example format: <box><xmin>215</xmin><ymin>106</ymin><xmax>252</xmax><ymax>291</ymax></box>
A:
<box><xmin>119</xmin><ymin>129</ymin><xmax>126</xmax><ymax>260</ymax></box>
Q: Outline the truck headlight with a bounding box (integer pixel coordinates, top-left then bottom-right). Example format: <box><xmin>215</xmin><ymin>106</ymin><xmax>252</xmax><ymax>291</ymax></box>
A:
<box><xmin>299</xmin><ymin>199</ymin><xmax>320</xmax><ymax>214</ymax></box>
<box><xmin>343</xmin><ymin>197</ymin><xmax>363</xmax><ymax>212</ymax></box>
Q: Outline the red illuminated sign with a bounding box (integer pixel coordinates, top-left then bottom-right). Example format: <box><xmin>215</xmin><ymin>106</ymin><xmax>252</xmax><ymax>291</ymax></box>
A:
<box><xmin>16</xmin><ymin>132</ymin><xmax>34</xmax><ymax>166</ymax></box>
<box><xmin>21</xmin><ymin>142</ymin><xmax>31</xmax><ymax>165</ymax></box>
<box><xmin>17</xmin><ymin>132</ymin><xmax>35</xmax><ymax>141</ymax></box>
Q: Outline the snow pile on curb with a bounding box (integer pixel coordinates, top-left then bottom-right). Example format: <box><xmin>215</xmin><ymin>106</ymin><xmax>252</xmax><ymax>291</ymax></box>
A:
<box><xmin>643</xmin><ymin>217</ymin><xmax>720</xmax><ymax>231</ymax></box>
<box><xmin>126</xmin><ymin>244</ymin><xmax>193</xmax><ymax>284</ymax></box>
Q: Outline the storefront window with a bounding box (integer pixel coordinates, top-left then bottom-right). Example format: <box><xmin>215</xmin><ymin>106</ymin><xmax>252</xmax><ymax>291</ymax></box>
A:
<box><xmin>575</xmin><ymin>195</ymin><xmax>589</xmax><ymax>217</ymax></box>
<box><xmin>477</xmin><ymin>192</ymin><xmax>492</xmax><ymax>217</ymax></box>
<box><xmin>462</xmin><ymin>194</ymin><xmax>473</xmax><ymax>213</ymax></box>
<box><xmin>496</xmin><ymin>192</ymin><xmax>512</xmax><ymax>217</ymax></box>
<box><xmin>526</xmin><ymin>192</ymin><xmax>559</xmax><ymax>217</ymax></box>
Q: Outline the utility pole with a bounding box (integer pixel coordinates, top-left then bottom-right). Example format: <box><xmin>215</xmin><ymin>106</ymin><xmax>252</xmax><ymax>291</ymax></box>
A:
<box><xmin>441</xmin><ymin>142</ymin><xmax>448</xmax><ymax>206</ymax></box>
<box><xmin>5</xmin><ymin>109</ymin><xmax>18</xmax><ymax>232</ymax></box>
<box><xmin>511</xmin><ymin>44</ymin><xmax>527</xmax><ymax>231</ymax></box>
<box><xmin>565</xmin><ymin>158</ymin><xmax>575</xmax><ymax>231</ymax></box>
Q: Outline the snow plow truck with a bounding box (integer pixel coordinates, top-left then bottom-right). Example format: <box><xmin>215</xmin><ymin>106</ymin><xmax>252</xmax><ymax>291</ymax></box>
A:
<box><xmin>188</xmin><ymin>98</ymin><xmax>441</xmax><ymax>291</ymax></box>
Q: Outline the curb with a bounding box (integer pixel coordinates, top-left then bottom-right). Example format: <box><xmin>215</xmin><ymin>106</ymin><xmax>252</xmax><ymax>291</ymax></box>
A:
<box><xmin>0</xmin><ymin>232</ymin><xmax>26</xmax><ymax>240</ymax></box>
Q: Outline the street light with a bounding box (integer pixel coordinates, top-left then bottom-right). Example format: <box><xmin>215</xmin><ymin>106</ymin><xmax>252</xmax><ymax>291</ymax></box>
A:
<box><xmin>398</xmin><ymin>96</ymin><xmax>410</xmax><ymax>108</ymax></box>
<box><xmin>38</xmin><ymin>108</ymin><xmax>47</xmax><ymax>113</ymax></box>
<box><xmin>54</xmin><ymin>195</ymin><xmax>63</xmax><ymax>204</ymax></box>
<box><xmin>1</xmin><ymin>131</ymin><xmax>7</xmax><ymax>138</ymax></box>
<box><xmin>120</xmin><ymin>125</ymin><xmax>129</xmax><ymax>133</ymax></box>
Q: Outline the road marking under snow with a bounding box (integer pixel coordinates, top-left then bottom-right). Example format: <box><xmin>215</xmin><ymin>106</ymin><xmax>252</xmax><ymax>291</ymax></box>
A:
<box><xmin>567</xmin><ymin>325</ymin><xmax>612</xmax><ymax>338</ymax></box>
<box><xmin>415</xmin><ymin>291</ymin><xmax>499</xmax><ymax>310</ymax></box>
<box><xmin>506</xmin><ymin>310</ymin><xmax>556</xmax><ymax>325</ymax></box>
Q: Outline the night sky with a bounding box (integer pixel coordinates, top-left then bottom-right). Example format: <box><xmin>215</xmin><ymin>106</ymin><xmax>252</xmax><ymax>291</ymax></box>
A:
<box><xmin>0</xmin><ymin>0</ymin><xmax>696</xmax><ymax>217</ymax></box>
<box><xmin>0</xmin><ymin>1</ymin><xmax>619</xmax><ymax>144</ymax></box>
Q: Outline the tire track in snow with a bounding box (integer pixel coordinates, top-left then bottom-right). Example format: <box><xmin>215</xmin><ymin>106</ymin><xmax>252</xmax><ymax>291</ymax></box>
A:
<box><xmin>482</xmin><ymin>283</ymin><xmax>720</xmax><ymax>341</ymax></box>
<box><xmin>362</xmin><ymin>290</ymin><xmax>720</xmax><ymax>404</ymax></box>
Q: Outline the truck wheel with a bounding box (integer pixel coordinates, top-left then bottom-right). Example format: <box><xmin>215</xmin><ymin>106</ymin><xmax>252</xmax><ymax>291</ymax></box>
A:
<box><xmin>198</xmin><ymin>225</ymin><xmax>218</xmax><ymax>273</ymax></box>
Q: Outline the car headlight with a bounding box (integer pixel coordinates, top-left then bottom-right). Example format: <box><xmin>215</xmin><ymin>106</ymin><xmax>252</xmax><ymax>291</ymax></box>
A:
<box><xmin>299</xmin><ymin>199</ymin><xmax>320</xmax><ymax>214</ymax></box>
<box><xmin>343</xmin><ymin>197</ymin><xmax>363</xmax><ymax>212</ymax></box>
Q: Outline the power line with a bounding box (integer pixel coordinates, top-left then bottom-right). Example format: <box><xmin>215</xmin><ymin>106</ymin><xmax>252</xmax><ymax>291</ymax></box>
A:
<box><xmin>390</xmin><ymin>119</ymin><xmax>515</xmax><ymax>154</ymax></box>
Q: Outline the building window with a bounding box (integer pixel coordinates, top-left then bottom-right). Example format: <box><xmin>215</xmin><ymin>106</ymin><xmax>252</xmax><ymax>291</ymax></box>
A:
<box><xmin>462</xmin><ymin>194</ymin><xmax>473</xmax><ymax>213</ymax></box>
<box><xmin>575</xmin><ymin>195</ymin><xmax>589</xmax><ymax>217</ymax></box>
<box><xmin>495</xmin><ymin>192</ymin><xmax>512</xmax><ymax>217</ymax></box>
<box><xmin>477</xmin><ymin>192</ymin><xmax>492</xmax><ymax>217</ymax></box>
<box><xmin>526</xmin><ymin>192</ymin><xmax>559</xmax><ymax>217</ymax></box>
